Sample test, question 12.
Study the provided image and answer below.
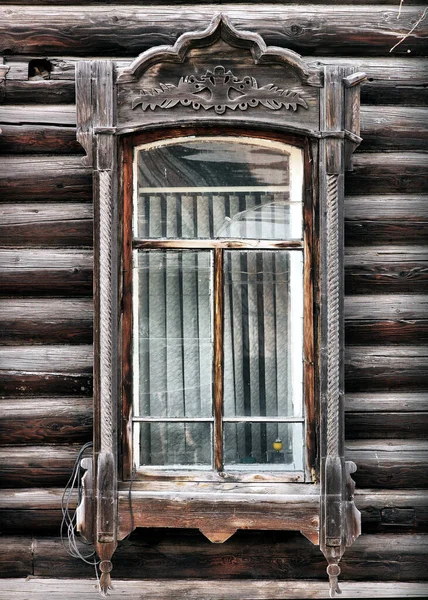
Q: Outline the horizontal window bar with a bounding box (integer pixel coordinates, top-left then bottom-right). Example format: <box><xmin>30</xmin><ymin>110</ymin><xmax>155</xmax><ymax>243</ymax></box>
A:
<box><xmin>223</xmin><ymin>417</ymin><xmax>305</xmax><ymax>423</ymax></box>
<box><xmin>133</xmin><ymin>417</ymin><xmax>214</xmax><ymax>423</ymax></box>
<box><xmin>138</xmin><ymin>186</ymin><xmax>291</xmax><ymax>193</ymax></box>
<box><xmin>133</xmin><ymin>239</ymin><xmax>304</xmax><ymax>250</ymax></box>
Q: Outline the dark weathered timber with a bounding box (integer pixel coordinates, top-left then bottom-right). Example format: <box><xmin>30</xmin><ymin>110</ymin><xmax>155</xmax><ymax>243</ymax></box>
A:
<box><xmin>0</xmin><ymin>536</ymin><xmax>33</xmax><ymax>578</ymax></box>
<box><xmin>0</xmin><ymin>298</ymin><xmax>93</xmax><ymax>345</ymax></box>
<box><xmin>1</xmin><ymin>488</ymin><xmax>426</xmax><ymax>535</ymax></box>
<box><xmin>347</xmin><ymin>153</ymin><xmax>428</xmax><ymax>195</ymax></box>
<box><xmin>0</xmin><ymin>105</ymin><xmax>76</xmax><ymax>125</ymax></box>
<box><xmin>0</xmin><ymin>397</ymin><xmax>92</xmax><ymax>445</ymax></box>
<box><xmin>316</xmin><ymin>57</ymin><xmax>428</xmax><ymax>107</ymax></box>
<box><xmin>0</xmin><ymin>579</ymin><xmax>427</xmax><ymax>600</ymax></box>
<box><xmin>4</xmin><ymin>80</ymin><xmax>76</xmax><ymax>104</ymax></box>
<box><xmin>345</xmin><ymin>222</ymin><xmax>428</xmax><ymax>247</ymax></box>
<box><xmin>0</xmin><ymin>156</ymin><xmax>92</xmax><ymax>202</ymax></box>
<box><xmin>359</xmin><ymin>106</ymin><xmax>428</xmax><ymax>152</ymax></box>
<box><xmin>345</xmin><ymin>246</ymin><xmax>428</xmax><ymax>295</ymax></box>
<box><xmin>0</xmin><ymin>203</ymin><xmax>93</xmax><ymax>248</ymax></box>
<box><xmin>346</xmin><ymin>440</ymin><xmax>428</xmax><ymax>489</ymax></box>
<box><xmin>0</xmin><ymin>249</ymin><xmax>93</xmax><ymax>296</ymax></box>
<box><xmin>0</xmin><ymin>125</ymin><xmax>82</xmax><ymax>155</ymax></box>
<box><xmin>345</xmin><ymin>345</ymin><xmax>428</xmax><ymax>392</ymax></box>
<box><xmin>25</xmin><ymin>531</ymin><xmax>428</xmax><ymax>581</ymax></box>
<box><xmin>345</xmin><ymin>392</ymin><xmax>428</xmax><ymax>413</ymax></box>
<box><xmin>346</xmin><ymin>412</ymin><xmax>428</xmax><ymax>439</ymax></box>
<box><xmin>346</xmin><ymin>320</ymin><xmax>428</xmax><ymax>345</ymax></box>
<box><xmin>0</xmin><ymin>345</ymin><xmax>93</xmax><ymax>397</ymax></box>
<box><xmin>0</xmin><ymin>445</ymin><xmax>85</xmax><ymax>487</ymax></box>
<box><xmin>0</xmin><ymin>6</ymin><xmax>425</xmax><ymax>56</ymax></box>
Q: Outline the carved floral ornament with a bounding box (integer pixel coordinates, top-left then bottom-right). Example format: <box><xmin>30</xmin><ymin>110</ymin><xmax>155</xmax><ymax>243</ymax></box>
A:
<box><xmin>131</xmin><ymin>65</ymin><xmax>308</xmax><ymax>115</ymax></box>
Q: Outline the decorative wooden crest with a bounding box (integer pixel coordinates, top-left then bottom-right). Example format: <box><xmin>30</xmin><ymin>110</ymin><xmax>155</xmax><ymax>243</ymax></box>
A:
<box><xmin>131</xmin><ymin>65</ymin><xmax>308</xmax><ymax>114</ymax></box>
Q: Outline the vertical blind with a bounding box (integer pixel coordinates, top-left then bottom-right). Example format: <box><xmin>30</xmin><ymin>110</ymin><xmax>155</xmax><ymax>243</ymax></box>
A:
<box><xmin>132</xmin><ymin>137</ymin><xmax>304</xmax><ymax>471</ymax></box>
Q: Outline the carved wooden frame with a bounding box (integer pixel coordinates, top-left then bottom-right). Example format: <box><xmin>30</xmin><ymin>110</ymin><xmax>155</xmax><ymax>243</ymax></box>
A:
<box><xmin>75</xmin><ymin>14</ymin><xmax>365</xmax><ymax>596</ymax></box>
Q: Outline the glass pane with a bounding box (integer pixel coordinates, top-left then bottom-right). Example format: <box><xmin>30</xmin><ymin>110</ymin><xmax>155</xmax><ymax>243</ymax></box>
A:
<box><xmin>224</xmin><ymin>422</ymin><xmax>304</xmax><ymax>470</ymax></box>
<box><xmin>139</xmin><ymin>422</ymin><xmax>212</xmax><ymax>467</ymax></box>
<box><xmin>223</xmin><ymin>250</ymin><xmax>303</xmax><ymax>418</ymax></box>
<box><xmin>134</xmin><ymin>137</ymin><xmax>303</xmax><ymax>240</ymax></box>
<box><xmin>133</xmin><ymin>249</ymin><xmax>213</xmax><ymax>418</ymax></box>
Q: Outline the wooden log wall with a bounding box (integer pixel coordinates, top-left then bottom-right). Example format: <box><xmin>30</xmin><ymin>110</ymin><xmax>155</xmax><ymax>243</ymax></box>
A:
<box><xmin>0</xmin><ymin>3</ymin><xmax>427</xmax><ymax>592</ymax></box>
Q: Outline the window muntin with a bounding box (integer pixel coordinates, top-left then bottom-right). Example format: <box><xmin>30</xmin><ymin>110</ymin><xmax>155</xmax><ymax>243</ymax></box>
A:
<box><xmin>131</xmin><ymin>136</ymin><xmax>305</xmax><ymax>475</ymax></box>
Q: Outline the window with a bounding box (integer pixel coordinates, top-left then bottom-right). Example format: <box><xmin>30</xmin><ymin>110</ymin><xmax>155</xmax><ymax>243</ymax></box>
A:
<box><xmin>126</xmin><ymin>134</ymin><xmax>309</xmax><ymax>478</ymax></box>
<box><xmin>75</xmin><ymin>14</ymin><xmax>365</xmax><ymax>595</ymax></box>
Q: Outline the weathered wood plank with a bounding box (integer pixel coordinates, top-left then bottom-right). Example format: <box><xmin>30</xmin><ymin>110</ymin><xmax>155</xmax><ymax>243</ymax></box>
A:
<box><xmin>0</xmin><ymin>156</ymin><xmax>92</xmax><ymax>202</ymax></box>
<box><xmin>345</xmin><ymin>392</ymin><xmax>428</xmax><ymax>413</ymax></box>
<box><xmin>347</xmin><ymin>153</ymin><xmax>428</xmax><ymax>195</ymax></box>
<box><xmin>345</xmin><ymin>345</ymin><xmax>428</xmax><ymax>391</ymax></box>
<box><xmin>0</xmin><ymin>125</ymin><xmax>82</xmax><ymax>155</ymax></box>
<box><xmin>0</xmin><ymin>345</ymin><xmax>93</xmax><ymax>396</ymax></box>
<box><xmin>0</xmin><ymin>298</ymin><xmax>93</xmax><ymax>344</ymax></box>
<box><xmin>0</xmin><ymin>578</ymin><xmax>427</xmax><ymax>599</ymax></box>
<box><xmin>346</xmin><ymin>440</ymin><xmax>428</xmax><ymax>488</ymax></box>
<box><xmin>0</xmin><ymin>6</ymin><xmax>425</xmax><ymax>57</ymax></box>
<box><xmin>0</xmin><ymin>203</ymin><xmax>93</xmax><ymax>247</ymax></box>
<box><xmin>0</xmin><ymin>105</ymin><xmax>76</xmax><ymax>125</ymax></box>
<box><xmin>30</xmin><ymin>531</ymin><xmax>428</xmax><ymax>580</ymax></box>
<box><xmin>345</xmin><ymin>246</ymin><xmax>428</xmax><ymax>295</ymax></box>
<box><xmin>359</xmin><ymin>106</ymin><xmax>428</xmax><ymax>152</ymax></box>
<box><xmin>0</xmin><ymin>397</ymin><xmax>92</xmax><ymax>445</ymax></box>
<box><xmin>4</xmin><ymin>80</ymin><xmax>76</xmax><ymax>104</ymax></box>
<box><xmin>346</xmin><ymin>412</ymin><xmax>428</xmax><ymax>439</ymax></box>
<box><xmin>0</xmin><ymin>444</ymin><xmax>84</xmax><ymax>487</ymax></box>
<box><xmin>0</xmin><ymin>249</ymin><xmax>93</xmax><ymax>296</ymax></box>
<box><xmin>0</xmin><ymin>538</ymin><xmax>33</xmax><ymax>578</ymax></box>
<box><xmin>1</xmin><ymin>487</ymin><xmax>427</xmax><ymax>534</ymax></box>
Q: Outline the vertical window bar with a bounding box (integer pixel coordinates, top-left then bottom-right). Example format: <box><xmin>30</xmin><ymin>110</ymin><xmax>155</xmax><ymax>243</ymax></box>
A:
<box><xmin>214</xmin><ymin>247</ymin><xmax>224</xmax><ymax>471</ymax></box>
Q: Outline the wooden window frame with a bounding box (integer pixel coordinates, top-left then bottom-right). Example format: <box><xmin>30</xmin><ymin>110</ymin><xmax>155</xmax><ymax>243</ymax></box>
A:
<box><xmin>121</xmin><ymin>127</ymin><xmax>316</xmax><ymax>485</ymax></box>
<box><xmin>75</xmin><ymin>14</ymin><xmax>365</xmax><ymax>595</ymax></box>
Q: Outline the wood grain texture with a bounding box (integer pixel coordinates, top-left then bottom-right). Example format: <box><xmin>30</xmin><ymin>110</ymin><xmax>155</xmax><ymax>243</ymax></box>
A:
<box><xmin>0</xmin><ymin>397</ymin><xmax>92</xmax><ymax>445</ymax></box>
<box><xmin>0</xmin><ymin>156</ymin><xmax>92</xmax><ymax>202</ymax></box>
<box><xmin>0</xmin><ymin>249</ymin><xmax>93</xmax><ymax>296</ymax></box>
<box><xmin>0</xmin><ymin>6</ymin><xmax>425</xmax><ymax>56</ymax></box>
<box><xmin>345</xmin><ymin>345</ymin><xmax>428</xmax><ymax>391</ymax></box>
<box><xmin>4</xmin><ymin>80</ymin><xmax>76</xmax><ymax>104</ymax></box>
<box><xmin>346</xmin><ymin>412</ymin><xmax>428</xmax><ymax>439</ymax></box>
<box><xmin>0</xmin><ymin>578</ymin><xmax>427</xmax><ymax>599</ymax></box>
<box><xmin>0</xmin><ymin>203</ymin><xmax>93</xmax><ymax>247</ymax></box>
<box><xmin>0</xmin><ymin>125</ymin><xmax>82</xmax><ymax>154</ymax></box>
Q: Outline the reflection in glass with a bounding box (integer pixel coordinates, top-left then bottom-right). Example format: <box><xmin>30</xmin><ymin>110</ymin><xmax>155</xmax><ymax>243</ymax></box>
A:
<box><xmin>134</xmin><ymin>250</ymin><xmax>213</xmax><ymax>418</ymax></box>
<box><xmin>134</xmin><ymin>137</ymin><xmax>303</xmax><ymax>240</ymax></box>
<box><xmin>224</xmin><ymin>422</ymin><xmax>304</xmax><ymax>470</ymax></box>
<box><xmin>139</xmin><ymin>422</ymin><xmax>212</xmax><ymax>466</ymax></box>
<box><xmin>223</xmin><ymin>250</ymin><xmax>303</xmax><ymax>419</ymax></box>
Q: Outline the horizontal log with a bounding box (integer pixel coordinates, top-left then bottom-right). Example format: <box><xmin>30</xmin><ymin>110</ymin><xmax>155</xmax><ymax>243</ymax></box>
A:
<box><xmin>29</xmin><ymin>531</ymin><xmax>428</xmax><ymax>580</ymax></box>
<box><xmin>345</xmin><ymin>246</ymin><xmax>428</xmax><ymax>294</ymax></box>
<box><xmin>359</xmin><ymin>106</ymin><xmax>428</xmax><ymax>152</ymax></box>
<box><xmin>346</xmin><ymin>439</ymin><xmax>428</xmax><ymax>488</ymax></box>
<box><xmin>1</xmin><ymin>487</ymin><xmax>426</xmax><ymax>534</ymax></box>
<box><xmin>4</xmin><ymin>79</ymin><xmax>76</xmax><ymax>104</ymax></box>
<box><xmin>0</xmin><ymin>344</ymin><xmax>92</xmax><ymax>397</ymax></box>
<box><xmin>0</xmin><ymin>397</ymin><xmax>92</xmax><ymax>445</ymax></box>
<box><xmin>0</xmin><ymin>537</ymin><xmax>33</xmax><ymax>578</ymax></box>
<box><xmin>0</xmin><ymin>203</ymin><xmax>93</xmax><ymax>247</ymax></box>
<box><xmin>0</xmin><ymin>156</ymin><xmax>92</xmax><ymax>202</ymax></box>
<box><xmin>0</xmin><ymin>298</ymin><xmax>93</xmax><ymax>344</ymax></box>
<box><xmin>345</xmin><ymin>195</ymin><xmax>428</xmax><ymax>222</ymax></box>
<box><xmin>0</xmin><ymin>6</ymin><xmax>425</xmax><ymax>57</ymax></box>
<box><xmin>347</xmin><ymin>153</ymin><xmax>428</xmax><ymax>195</ymax></box>
<box><xmin>345</xmin><ymin>294</ymin><xmax>428</xmax><ymax>344</ymax></box>
<box><xmin>0</xmin><ymin>249</ymin><xmax>93</xmax><ymax>296</ymax></box>
<box><xmin>0</xmin><ymin>444</ymin><xmax>84</xmax><ymax>487</ymax></box>
<box><xmin>0</xmin><ymin>579</ymin><xmax>428</xmax><ymax>600</ymax></box>
<box><xmin>345</xmin><ymin>345</ymin><xmax>428</xmax><ymax>391</ymax></box>
<box><xmin>5</xmin><ymin>55</ymin><xmax>426</xmax><ymax>106</ymax></box>
<box><xmin>0</xmin><ymin>125</ymin><xmax>82</xmax><ymax>155</ymax></box>
<box><xmin>345</xmin><ymin>392</ymin><xmax>428</xmax><ymax>412</ymax></box>
<box><xmin>0</xmin><ymin>105</ymin><xmax>76</xmax><ymax>125</ymax></box>
<box><xmin>346</xmin><ymin>412</ymin><xmax>428</xmax><ymax>439</ymax></box>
